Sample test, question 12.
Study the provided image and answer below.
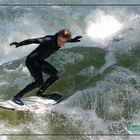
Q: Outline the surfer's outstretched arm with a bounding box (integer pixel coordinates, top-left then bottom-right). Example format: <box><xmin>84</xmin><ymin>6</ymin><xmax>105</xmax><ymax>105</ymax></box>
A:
<box><xmin>67</xmin><ymin>36</ymin><xmax>82</xmax><ymax>43</ymax></box>
<box><xmin>10</xmin><ymin>36</ymin><xmax>49</xmax><ymax>48</ymax></box>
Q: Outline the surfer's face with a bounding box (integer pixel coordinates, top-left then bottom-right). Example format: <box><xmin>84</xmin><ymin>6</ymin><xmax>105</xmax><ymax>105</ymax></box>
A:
<box><xmin>57</xmin><ymin>35</ymin><xmax>68</xmax><ymax>47</ymax></box>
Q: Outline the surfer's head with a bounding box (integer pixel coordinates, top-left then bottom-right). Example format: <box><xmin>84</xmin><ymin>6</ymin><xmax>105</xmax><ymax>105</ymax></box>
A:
<box><xmin>57</xmin><ymin>28</ymin><xmax>71</xmax><ymax>47</ymax></box>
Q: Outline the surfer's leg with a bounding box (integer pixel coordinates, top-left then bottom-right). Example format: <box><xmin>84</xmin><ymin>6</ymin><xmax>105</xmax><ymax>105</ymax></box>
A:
<box><xmin>12</xmin><ymin>59</ymin><xmax>44</xmax><ymax>105</ymax></box>
<box><xmin>36</xmin><ymin>61</ymin><xmax>60</xmax><ymax>97</ymax></box>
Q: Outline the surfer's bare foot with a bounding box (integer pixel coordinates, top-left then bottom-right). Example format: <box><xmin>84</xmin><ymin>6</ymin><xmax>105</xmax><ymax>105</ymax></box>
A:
<box><xmin>12</xmin><ymin>96</ymin><xmax>24</xmax><ymax>106</ymax></box>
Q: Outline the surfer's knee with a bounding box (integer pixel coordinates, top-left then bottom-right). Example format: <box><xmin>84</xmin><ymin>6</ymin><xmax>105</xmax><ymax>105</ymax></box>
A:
<box><xmin>50</xmin><ymin>72</ymin><xmax>60</xmax><ymax>80</ymax></box>
<box><xmin>54</xmin><ymin>72</ymin><xmax>61</xmax><ymax>80</ymax></box>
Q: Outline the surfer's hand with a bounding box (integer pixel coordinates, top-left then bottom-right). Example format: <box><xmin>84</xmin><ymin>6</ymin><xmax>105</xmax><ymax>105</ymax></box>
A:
<box><xmin>10</xmin><ymin>42</ymin><xmax>21</xmax><ymax>48</ymax></box>
<box><xmin>70</xmin><ymin>36</ymin><xmax>82</xmax><ymax>42</ymax></box>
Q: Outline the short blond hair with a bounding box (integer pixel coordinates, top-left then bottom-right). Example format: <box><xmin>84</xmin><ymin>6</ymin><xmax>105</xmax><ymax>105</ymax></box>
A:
<box><xmin>57</xmin><ymin>28</ymin><xmax>72</xmax><ymax>40</ymax></box>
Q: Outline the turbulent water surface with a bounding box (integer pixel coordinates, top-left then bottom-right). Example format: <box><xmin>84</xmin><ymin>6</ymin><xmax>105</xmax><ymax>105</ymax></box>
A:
<box><xmin>0</xmin><ymin>0</ymin><xmax>140</xmax><ymax>140</ymax></box>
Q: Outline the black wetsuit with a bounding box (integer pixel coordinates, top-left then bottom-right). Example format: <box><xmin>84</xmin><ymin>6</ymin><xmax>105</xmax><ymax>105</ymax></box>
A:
<box><xmin>14</xmin><ymin>33</ymin><xmax>69</xmax><ymax>99</ymax></box>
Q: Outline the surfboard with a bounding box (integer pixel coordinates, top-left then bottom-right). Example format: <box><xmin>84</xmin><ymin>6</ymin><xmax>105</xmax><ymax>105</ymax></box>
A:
<box><xmin>0</xmin><ymin>93</ymin><xmax>63</xmax><ymax>112</ymax></box>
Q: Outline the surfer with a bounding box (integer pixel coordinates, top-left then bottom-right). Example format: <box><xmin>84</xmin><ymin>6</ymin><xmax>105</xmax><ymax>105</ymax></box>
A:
<box><xmin>10</xmin><ymin>28</ymin><xmax>82</xmax><ymax>105</ymax></box>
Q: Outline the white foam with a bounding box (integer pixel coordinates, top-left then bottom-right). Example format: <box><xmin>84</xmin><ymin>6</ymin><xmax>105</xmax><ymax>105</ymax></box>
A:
<box><xmin>86</xmin><ymin>10</ymin><xmax>123</xmax><ymax>42</ymax></box>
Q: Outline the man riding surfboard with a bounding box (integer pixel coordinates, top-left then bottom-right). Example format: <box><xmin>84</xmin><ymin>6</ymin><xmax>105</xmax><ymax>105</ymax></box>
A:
<box><xmin>10</xmin><ymin>28</ymin><xmax>82</xmax><ymax>105</ymax></box>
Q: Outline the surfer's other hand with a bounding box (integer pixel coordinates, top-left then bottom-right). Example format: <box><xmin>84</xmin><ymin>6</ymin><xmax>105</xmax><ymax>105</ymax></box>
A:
<box><xmin>10</xmin><ymin>42</ymin><xmax>21</xmax><ymax>48</ymax></box>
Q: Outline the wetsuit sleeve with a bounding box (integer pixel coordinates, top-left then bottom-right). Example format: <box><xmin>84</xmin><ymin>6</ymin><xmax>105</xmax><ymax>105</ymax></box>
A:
<box><xmin>67</xmin><ymin>36</ymin><xmax>82</xmax><ymax>43</ymax></box>
<box><xmin>18</xmin><ymin>35</ymin><xmax>54</xmax><ymax>46</ymax></box>
<box><xmin>18</xmin><ymin>37</ymin><xmax>46</xmax><ymax>46</ymax></box>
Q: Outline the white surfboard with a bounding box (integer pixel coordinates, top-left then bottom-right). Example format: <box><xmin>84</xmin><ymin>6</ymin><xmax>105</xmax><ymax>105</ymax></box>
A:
<box><xmin>0</xmin><ymin>93</ymin><xmax>63</xmax><ymax>112</ymax></box>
